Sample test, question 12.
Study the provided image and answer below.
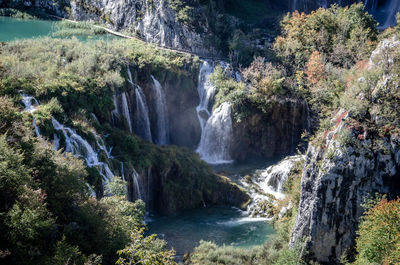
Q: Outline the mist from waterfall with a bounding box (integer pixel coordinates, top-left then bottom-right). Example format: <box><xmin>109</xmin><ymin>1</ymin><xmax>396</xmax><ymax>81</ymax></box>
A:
<box><xmin>134</xmin><ymin>86</ymin><xmax>152</xmax><ymax>142</ymax></box>
<box><xmin>151</xmin><ymin>75</ymin><xmax>169</xmax><ymax>145</ymax></box>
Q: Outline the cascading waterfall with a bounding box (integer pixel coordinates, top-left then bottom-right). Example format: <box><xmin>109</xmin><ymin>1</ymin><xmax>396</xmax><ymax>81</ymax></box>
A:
<box><xmin>195</xmin><ymin>61</ymin><xmax>234</xmax><ymax>164</ymax></box>
<box><xmin>151</xmin><ymin>75</ymin><xmax>169</xmax><ymax>145</ymax></box>
<box><xmin>112</xmin><ymin>94</ymin><xmax>119</xmax><ymax>123</ymax></box>
<box><xmin>243</xmin><ymin>156</ymin><xmax>303</xmax><ymax>217</ymax></box>
<box><xmin>197</xmin><ymin>102</ymin><xmax>234</xmax><ymax>164</ymax></box>
<box><xmin>52</xmin><ymin>118</ymin><xmax>114</xmax><ymax>182</ymax></box>
<box><xmin>196</xmin><ymin>60</ymin><xmax>217</xmax><ymax>131</ymax></box>
<box><xmin>132</xmin><ymin>169</ymin><xmax>142</xmax><ymax>200</ymax></box>
<box><xmin>21</xmin><ymin>95</ymin><xmax>41</xmax><ymax>138</ymax></box>
<box><xmin>134</xmin><ymin>86</ymin><xmax>152</xmax><ymax>142</ymax></box>
<box><xmin>121</xmin><ymin>92</ymin><xmax>133</xmax><ymax>133</ymax></box>
<box><xmin>53</xmin><ymin>133</ymin><xmax>60</xmax><ymax>151</ymax></box>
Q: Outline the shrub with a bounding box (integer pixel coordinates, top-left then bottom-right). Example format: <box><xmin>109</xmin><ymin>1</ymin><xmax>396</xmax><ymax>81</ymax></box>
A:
<box><xmin>353</xmin><ymin>198</ymin><xmax>400</xmax><ymax>265</ymax></box>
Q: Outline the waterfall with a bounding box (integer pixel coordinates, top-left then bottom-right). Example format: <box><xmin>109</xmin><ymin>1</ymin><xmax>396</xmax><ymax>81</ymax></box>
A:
<box><xmin>151</xmin><ymin>75</ymin><xmax>169</xmax><ymax>145</ymax></box>
<box><xmin>382</xmin><ymin>0</ymin><xmax>400</xmax><ymax>28</ymax></box>
<box><xmin>112</xmin><ymin>94</ymin><xmax>119</xmax><ymax>123</ymax></box>
<box><xmin>53</xmin><ymin>133</ymin><xmax>60</xmax><ymax>151</ymax></box>
<box><xmin>134</xmin><ymin>86</ymin><xmax>152</xmax><ymax>142</ymax></box>
<box><xmin>196</xmin><ymin>102</ymin><xmax>233</xmax><ymax>164</ymax></box>
<box><xmin>52</xmin><ymin>117</ymin><xmax>114</xmax><ymax>182</ymax></box>
<box><xmin>121</xmin><ymin>92</ymin><xmax>133</xmax><ymax>133</ymax></box>
<box><xmin>243</xmin><ymin>156</ymin><xmax>303</xmax><ymax>217</ymax></box>
<box><xmin>21</xmin><ymin>94</ymin><xmax>39</xmax><ymax>113</ymax></box>
<box><xmin>93</xmin><ymin>130</ymin><xmax>113</xmax><ymax>159</ymax></box>
<box><xmin>21</xmin><ymin>95</ymin><xmax>42</xmax><ymax>138</ymax></box>
<box><xmin>196</xmin><ymin>61</ymin><xmax>217</xmax><ymax>131</ymax></box>
<box><xmin>132</xmin><ymin>169</ymin><xmax>142</xmax><ymax>200</ymax></box>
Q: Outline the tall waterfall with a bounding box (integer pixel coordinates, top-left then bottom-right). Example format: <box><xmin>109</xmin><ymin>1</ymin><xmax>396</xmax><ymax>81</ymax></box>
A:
<box><xmin>151</xmin><ymin>75</ymin><xmax>169</xmax><ymax>145</ymax></box>
<box><xmin>121</xmin><ymin>92</ymin><xmax>133</xmax><ymax>133</ymax></box>
<box><xmin>132</xmin><ymin>169</ymin><xmax>142</xmax><ymax>200</ymax></box>
<box><xmin>197</xmin><ymin>102</ymin><xmax>234</xmax><ymax>164</ymax></box>
<box><xmin>195</xmin><ymin>61</ymin><xmax>233</xmax><ymax>164</ymax></box>
<box><xmin>134</xmin><ymin>86</ymin><xmax>152</xmax><ymax>142</ymax></box>
<box><xmin>196</xmin><ymin>61</ymin><xmax>217</xmax><ymax>131</ymax></box>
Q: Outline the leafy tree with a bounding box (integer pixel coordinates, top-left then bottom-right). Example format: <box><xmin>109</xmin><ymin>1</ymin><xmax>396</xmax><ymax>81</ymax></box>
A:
<box><xmin>274</xmin><ymin>4</ymin><xmax>377</xmax><ymax>72</ymax></box>
<box><xmin>353</xmin><ymin>198</ymin><xmax>400</xmax><ymax>265</ymax></box>
<box><xmin>116</xmin><ymin>228</ymin><xmax>176</xmax><ymax>265</ymax></box>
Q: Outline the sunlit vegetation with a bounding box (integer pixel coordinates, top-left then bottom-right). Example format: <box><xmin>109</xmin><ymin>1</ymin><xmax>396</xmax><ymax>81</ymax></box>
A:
<box><xmin>352</xmin><ymin>197</ymin><xmax>400</xmax><ymax>265</ymax></box>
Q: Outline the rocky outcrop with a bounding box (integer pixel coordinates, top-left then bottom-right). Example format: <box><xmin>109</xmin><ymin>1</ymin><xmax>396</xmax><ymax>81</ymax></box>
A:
<box><xmin>230</xmin><ymin>98</ymin><xmax>309</xmax><ymax>160</ymax></box>
<box><xmin>290</xmin><ymin>110</ymin><xmax>400</xmax><ymax>263</ymax></box>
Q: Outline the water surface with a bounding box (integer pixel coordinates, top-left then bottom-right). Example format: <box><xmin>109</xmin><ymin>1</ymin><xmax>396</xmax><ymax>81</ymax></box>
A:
<box><xmin>0</xmin><ymin>16</ymin><xmax>118</xmax><ymax>42</ymax></box>
<box><xmin>147</xmin><ymin>206</ymin><xmax>274</xmax><ymax>256</ymax></box>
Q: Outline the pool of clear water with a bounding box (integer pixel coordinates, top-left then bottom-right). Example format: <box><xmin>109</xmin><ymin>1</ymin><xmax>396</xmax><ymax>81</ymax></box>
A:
<box><xmin>147</xmin><ymin>206</ymin><xmax>274</xmax><ymax>256</ymax></box>
<box><xmin>0</xmin><ymin>16</ymin><xmax>117</xmax><ymax>42</ymax></box>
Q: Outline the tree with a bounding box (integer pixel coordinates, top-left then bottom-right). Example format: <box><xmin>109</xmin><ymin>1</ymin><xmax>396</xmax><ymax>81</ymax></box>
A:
<box><xmin>353</xmin><ymin>198</ymin><xmax>400</xmax><ymax>265</ymax></box>
<box><xmin>116</xmin><ymin>228</ymin><xmax>176</xmax><ymax>265</ymax></box>
<box><xmin>305</xmin><ymin>51</ymin><xmax>325</xmax><ymax>86</ymax></box>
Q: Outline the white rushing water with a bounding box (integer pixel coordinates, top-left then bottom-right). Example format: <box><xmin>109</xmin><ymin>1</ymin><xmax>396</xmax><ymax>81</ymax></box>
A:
<box><xmin>134</xmin><ymin>86</ymin><xmax>152</xmax><ymax>142</ymax></box>
<box><xmin>52</xmin><ymin>118</ymin><xmax>114</xmax><ymax>182</ymax></box>
<box><xmin>151</xmin><ymin>75</ymin><xmax>169</xmax><ymax>145</ymax></box>
<box><xmin>121</xmin><ymin>92</ymin><xmax>133</xmax><ymax>133</ymax></box>
<box><xmin>197</xmin><ymin>102</ymin><xmax>234</xmax><ymax>164</ymax></box>
<box><xmin>196</xmin><ymin>61</ymin><xmax>217</xmax><ymax>131</ymax></box>
<box><xmin>195</xmin><ymin>61</ymin><xmax>234</xmax><ymax>164</ymax></box>
<box><xmin>132</xmin><ymin>169</ymin><xmax>142</xmax><ymax>200</ymax></box>
<box><xmin>244</xmin><ymin>156</ymin><xmax>303</xmax><ymax>217</ymax></box>
<box><xmin>21</xmin><ymin>95</ymin><xmax>41</xmax><ymax>138</ymax></box>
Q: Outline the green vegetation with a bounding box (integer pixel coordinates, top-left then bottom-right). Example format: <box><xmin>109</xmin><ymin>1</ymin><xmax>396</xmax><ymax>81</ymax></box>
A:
<box><xmin>0</xmin><ymin>101</ymin><xmax>174</xmax><ymax>264</ymax></box>
<box><xmin>0</xmin><ymin>8</ymin><xmax>38</xmax><ymax>19</ymax></box>
<box><xmin>51</xmin><ymin>20</ymin><xmax>107</xmax><ymax>37</ymax></box>
<box><xmin>352</xmin><ymin>197</ymin><xmax>400</xmax><ymax>265</ymax></box>
<box><xmin>274</xmin><ymin>3</ymin><xmax>377</xmax><ymax>71</ymax></box>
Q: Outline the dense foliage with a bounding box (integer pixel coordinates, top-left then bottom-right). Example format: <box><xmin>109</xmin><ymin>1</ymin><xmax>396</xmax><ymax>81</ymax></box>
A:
<box><xmin>0</xmin><ymin>97</ymin><xmax>174</xmax><ymax>264</ymax></box>
<box><xmin>353</xmin><ymin>198</ymin><xmax>400</xmax><ymax>265</ymax></box>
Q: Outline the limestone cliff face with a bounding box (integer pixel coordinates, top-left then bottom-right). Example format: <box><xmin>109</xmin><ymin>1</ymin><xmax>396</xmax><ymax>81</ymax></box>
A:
<box><xmin>230</xmin><ymin>98</ymin><xmax>309</xmax><ymax>160</ymax></box>
<box><xmin>8</xmin><ymin>0</ymin><xmax>216</xmax><ymax>56</ymax></box>
<box><xmin>289</xmin><ymin>109</ymin><xmax>400</xmax><ymax>263</ymax></box>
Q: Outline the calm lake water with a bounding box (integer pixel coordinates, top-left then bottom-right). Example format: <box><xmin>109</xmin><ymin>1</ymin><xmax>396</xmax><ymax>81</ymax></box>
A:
<box><xmin>0</xmin><ymin>16</ymin><xmax>117</xmax><ymax>42</ymax></box>
<box><xmin>147</xmin><ymin>206</ymin><xmax>274</xmax><ymax>256</ymax></box>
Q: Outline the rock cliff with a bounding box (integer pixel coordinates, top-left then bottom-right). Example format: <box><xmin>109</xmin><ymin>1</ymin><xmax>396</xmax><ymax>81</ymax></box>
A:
<box><xmin>290</xmin><ymin>109</ymin><xmax>400</xmax><ymax>263</ymax></box>
<box><xmin>231</xmin><ymin>98</ymin><xmax>309</xmax><ymax>160</ymax></box>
